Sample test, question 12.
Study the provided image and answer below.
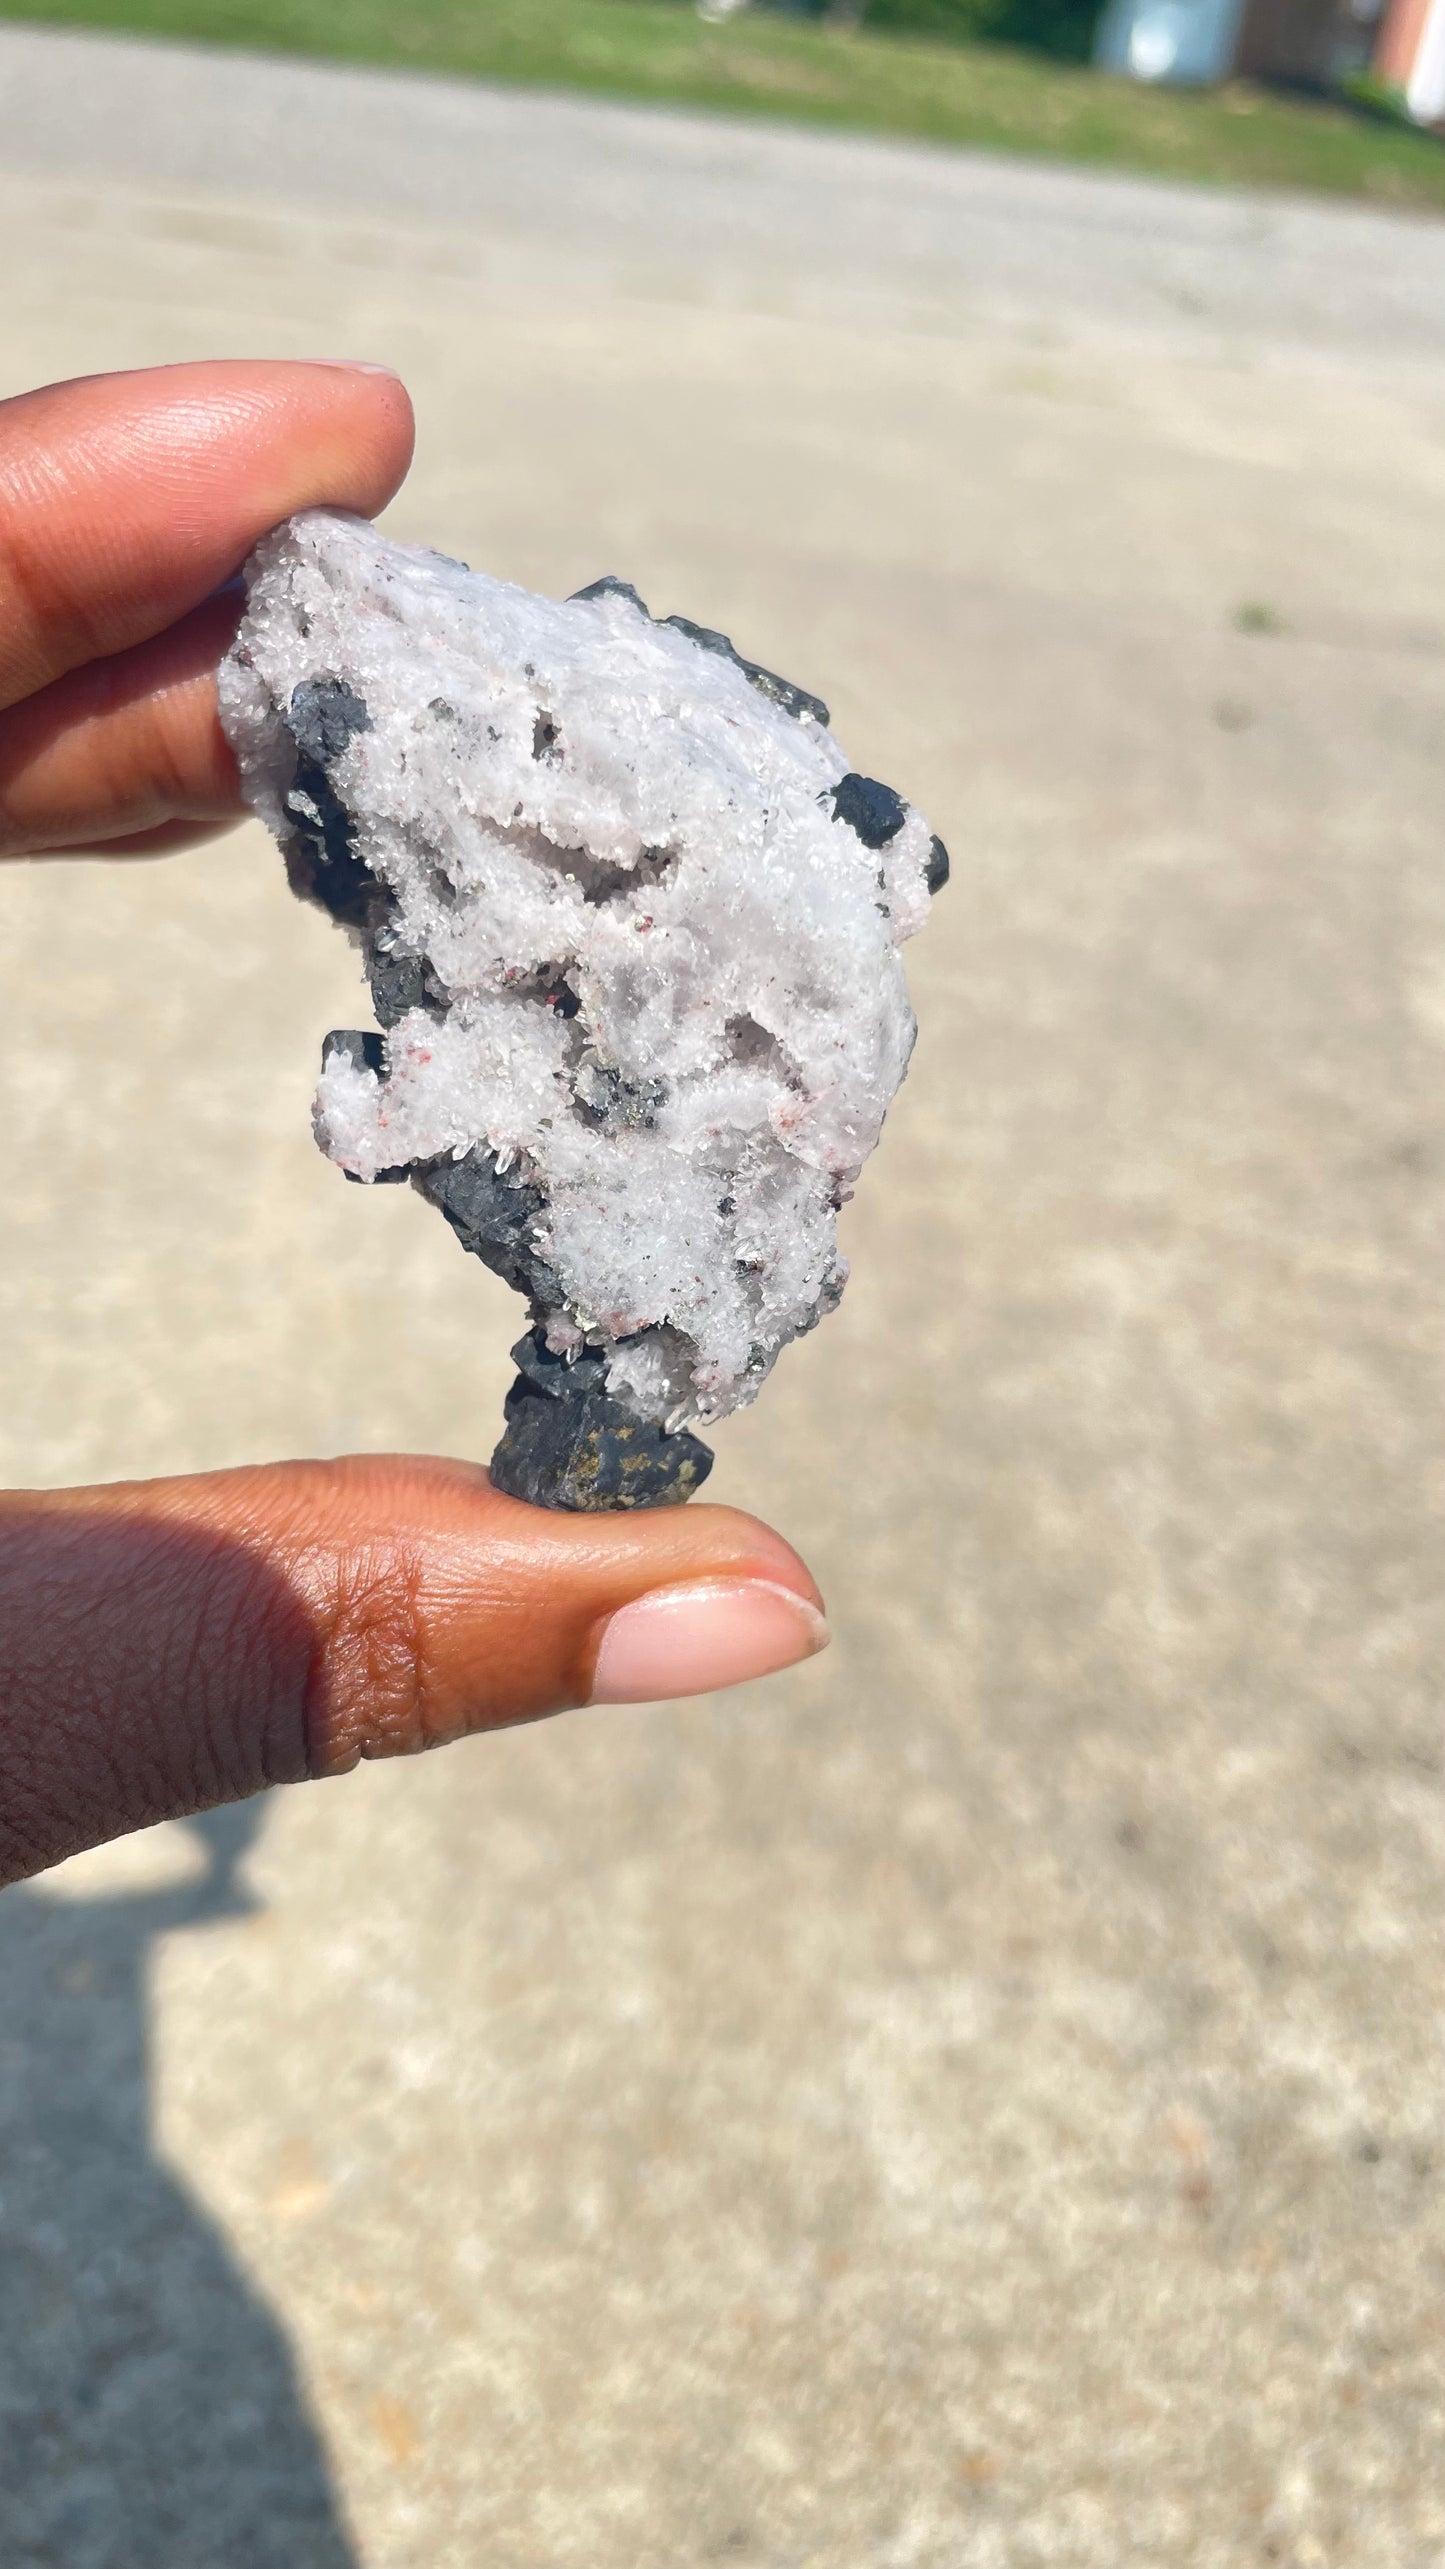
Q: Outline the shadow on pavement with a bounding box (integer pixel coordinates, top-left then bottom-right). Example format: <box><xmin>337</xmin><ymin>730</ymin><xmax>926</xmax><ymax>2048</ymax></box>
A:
<box><xmin>0</xmin><ymin>1802</ymin><xmax>359</xmax><ymax>2569</ymax></box>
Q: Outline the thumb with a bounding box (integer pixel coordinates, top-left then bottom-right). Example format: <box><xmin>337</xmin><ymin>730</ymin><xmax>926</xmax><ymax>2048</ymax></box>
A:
<box><xmin>0</xmin><ymin>1456</ymin><xmax>827</xmax><ymax>1886</ymax></box>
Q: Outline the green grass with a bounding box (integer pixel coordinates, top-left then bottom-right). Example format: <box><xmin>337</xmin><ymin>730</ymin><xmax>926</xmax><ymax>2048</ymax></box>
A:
<box><xmin>6</xmin><ymin>0</ymin><xmax>1445</xmax><ymax>209</ymax></box>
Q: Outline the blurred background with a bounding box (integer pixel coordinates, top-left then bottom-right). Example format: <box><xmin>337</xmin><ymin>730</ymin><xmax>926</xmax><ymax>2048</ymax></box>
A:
<box><xmin>0</xmin><ymin>8</ymin><xmax>1441</xmax><ymax>2566</ymax></box>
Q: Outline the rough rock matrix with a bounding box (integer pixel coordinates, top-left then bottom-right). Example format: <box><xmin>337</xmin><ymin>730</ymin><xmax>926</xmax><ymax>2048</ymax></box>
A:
<box><xmin>220</xmin><ymin>510</ymin><xmax>946</xmax><ymax>1508</ymax></box>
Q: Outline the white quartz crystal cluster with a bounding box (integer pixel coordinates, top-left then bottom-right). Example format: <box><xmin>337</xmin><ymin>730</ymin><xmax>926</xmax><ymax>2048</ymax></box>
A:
<box><xmin>221</xmin><ymin>509</ymin><xmax>944</xmax><ymax>1440</ymax></box>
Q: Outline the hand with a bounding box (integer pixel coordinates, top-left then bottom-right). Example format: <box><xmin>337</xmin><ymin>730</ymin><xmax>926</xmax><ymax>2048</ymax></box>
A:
<box><xmin>0</xmin><ymin>361</ymin><xmax>826</xmax><ymax>1887</ymax></box>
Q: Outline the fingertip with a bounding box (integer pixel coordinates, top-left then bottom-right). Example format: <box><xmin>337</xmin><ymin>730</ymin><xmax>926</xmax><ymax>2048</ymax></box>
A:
<box><xmin>664</xmin><ymin>1499</ymin><xmax>826</xmax><ymax>1618</ymax></box>
<box><xmin>235</xmin><ymin>1459</ymin><xmax>827</xmax><ymax>1755</ymax></box>
<box><xmin>297</xmin><ymin>358</ymin><xmax>416</xmax><ymax>510</ymax></box>
<box><xmin>0</xmin><ymin>358</ymin><xmax>421</xmax><ymax>707</ymax></box>
<box><xmin>587</xmin><ymin>1576</ymin><xmax>830</xmax><ymax>1707</ymax></box>
<box><xmin>439</xmin><ymin>1485</ymin><xmax>830</xmax><ymax>1717</ymax></box>
<box><xmin>465</xmin><ymin>1478</ymin><xmax>825</xmax><ymax>1622</ymax></box>
<box><xmin>212</xmin><ymin>357</ymin><xmax>415</xmax><ymax>523</ymax></box>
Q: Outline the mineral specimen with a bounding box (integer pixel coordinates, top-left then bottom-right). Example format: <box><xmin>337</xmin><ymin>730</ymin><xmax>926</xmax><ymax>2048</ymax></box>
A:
<box><xmin>220</xmin><ymin>510</ymin><xmax>946</xmax><ymax>1509</ymax></box>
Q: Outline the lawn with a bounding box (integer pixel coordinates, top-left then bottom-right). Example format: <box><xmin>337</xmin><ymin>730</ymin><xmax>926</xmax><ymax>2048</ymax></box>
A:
<box><xmin>4</xmin><ymin>0</ymin><xmax>1443</xmax><ymax>209</ymax></box>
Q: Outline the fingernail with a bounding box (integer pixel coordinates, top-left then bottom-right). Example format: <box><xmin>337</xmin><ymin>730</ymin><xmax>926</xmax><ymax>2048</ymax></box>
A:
<box><xmin>314</xmin><ymin>360</ymin><xmax>402</xmax><ymax>377</ymax></box>
<box><xmin>589</xmin><ymin>1579</ymin><xmax>830</xmax><ymax>1706</ymax></box>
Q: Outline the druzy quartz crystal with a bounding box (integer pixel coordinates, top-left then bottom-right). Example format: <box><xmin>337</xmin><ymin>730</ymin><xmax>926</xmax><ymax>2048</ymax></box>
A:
<box><xmin>220</xmin><ymin>510</ymin><xmax>947</xmax><ymax>1510</ymax></box>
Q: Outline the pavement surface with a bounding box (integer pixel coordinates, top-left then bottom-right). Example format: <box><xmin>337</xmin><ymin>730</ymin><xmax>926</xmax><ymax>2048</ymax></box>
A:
<box><xmin>0</xmin><ymin>27</ymin><xmax>1441</xmax><ymax>2569</ymax></box>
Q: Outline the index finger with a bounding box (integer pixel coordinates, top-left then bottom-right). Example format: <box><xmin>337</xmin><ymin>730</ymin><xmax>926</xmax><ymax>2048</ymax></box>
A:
<box><xmin>0</xmin><ymin>360</ymin><xmax>415</xmax><ymax>712</ymax></box>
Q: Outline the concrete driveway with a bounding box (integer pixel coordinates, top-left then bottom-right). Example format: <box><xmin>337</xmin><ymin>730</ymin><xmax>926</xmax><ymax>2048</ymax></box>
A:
<box><xmin>0</xmin><ymin>29</ymin><xmax>1440</xmax><ymax>2567</ymax></box>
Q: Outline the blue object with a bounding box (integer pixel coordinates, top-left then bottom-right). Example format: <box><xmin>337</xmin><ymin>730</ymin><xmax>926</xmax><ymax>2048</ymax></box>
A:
<box><xmin>1094</xmin><ymin>0</ymin><xmax>1246</xmax><ymax>81</ymax></box>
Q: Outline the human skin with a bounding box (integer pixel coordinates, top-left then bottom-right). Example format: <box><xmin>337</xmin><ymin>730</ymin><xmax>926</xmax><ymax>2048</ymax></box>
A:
<box><xmin>0</xmin><ymin>361</ymin><xmax>826</xmax><ymax>1889</ymax></box>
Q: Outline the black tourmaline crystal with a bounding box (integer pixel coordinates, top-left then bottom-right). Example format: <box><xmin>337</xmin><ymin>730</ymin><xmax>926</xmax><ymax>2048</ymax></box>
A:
<box><xmin>489</xmin><ymin>1332</ymin><xmax>714</xmax><ymax>1511</ymax></box>
<box><xmin>829</xmin><ymin>772</ymin><xmax>908</xmax><ymax>849</ymax></box>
